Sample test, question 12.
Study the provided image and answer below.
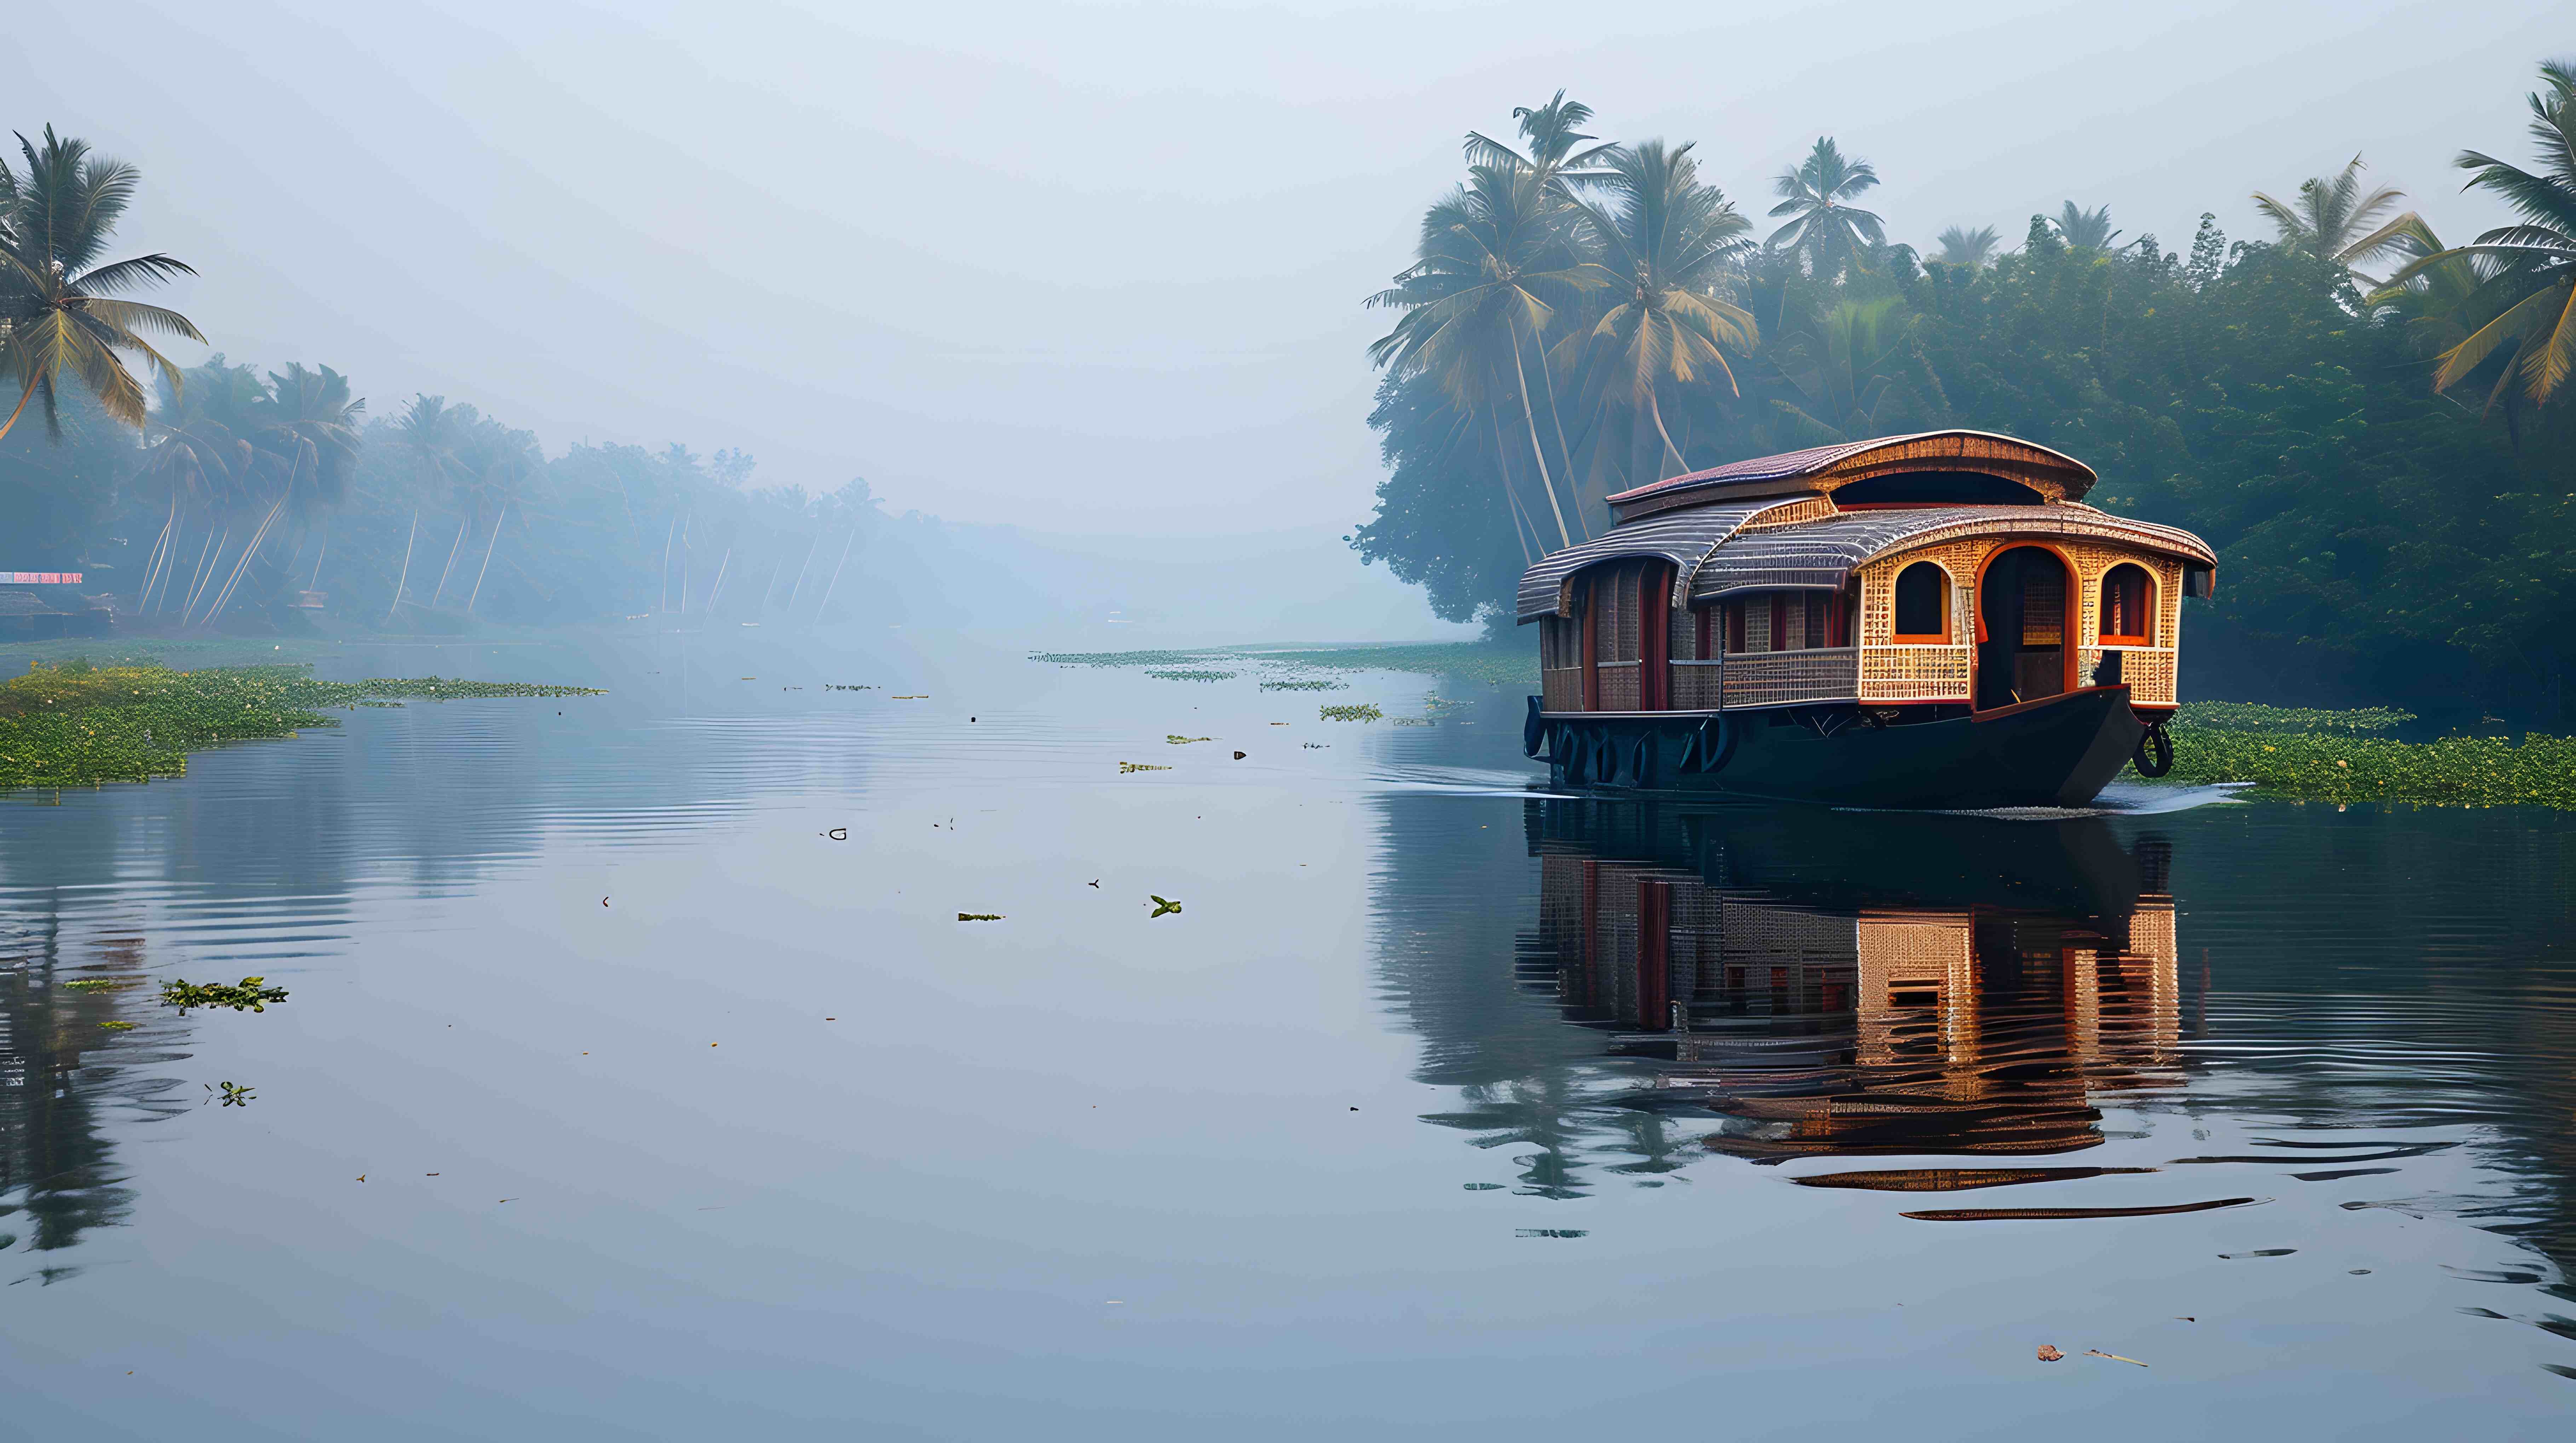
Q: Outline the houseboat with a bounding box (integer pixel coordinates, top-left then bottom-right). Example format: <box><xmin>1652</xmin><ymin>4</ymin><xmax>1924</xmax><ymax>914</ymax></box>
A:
<box><xmin>1517</xmin><ymin>431</ymin><xmax>2216</xmax><ymax>808</ymax></box>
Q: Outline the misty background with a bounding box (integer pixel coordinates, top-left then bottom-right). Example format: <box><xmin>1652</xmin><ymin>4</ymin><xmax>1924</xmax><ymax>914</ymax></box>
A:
<box><xmin>7</xmin><ymin>0</ymin><xmax>2559</xmax><ymax>642</ymax></box>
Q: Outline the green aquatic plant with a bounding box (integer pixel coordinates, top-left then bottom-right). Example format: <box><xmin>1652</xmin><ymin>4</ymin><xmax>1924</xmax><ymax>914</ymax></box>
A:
<box><xmin>1319</xmin><ymin>704</ymin><xmax>1385</xmax><ymax>722</ymax></box>
<box><xmin>1148</xmin><ymin>895</ymin><xmax>1183</xmax><ymax>918</ymax></box>
<box><xmin>97</xmin><ymin>1020</ymin><xmax>135</xmax><ymax>1031</ymax></box>
<box><xmin>159</xmin><ymin>976</ymin><xmax>289</xmax><ymax>1013</ymax></box>
<box><xmin>1166</xmin><ymin>734</ymin><xmax>1212</xmax><ymax>744</ymax></box>
<box><xmin>1145</xmin><ymin>669</ymin><xmax>1235</xmax><ymax>682</ymax></box>
<box><xmin>0</xmin><ymin>662</ymin><xmax>603</xmax><ymax>791</ymax></box>
<box><xmin>1258</xmin><ymin>679</ymin><xmax>1344</xmax><ymax>691</ymax></box>
<box><xmin>2170</xmin><ymin>702</ymin><xmax>2415</xmax><ymax>734</ymax></box>
<box><xmin>64</xmin><ymin>978</ymin><xmax>134</xmax><ymax>992</ymax></box>
<box><xmin>2144</xmin><ymin>718</ymin><xmax>2576</xmax><ymax>808</ymax></box>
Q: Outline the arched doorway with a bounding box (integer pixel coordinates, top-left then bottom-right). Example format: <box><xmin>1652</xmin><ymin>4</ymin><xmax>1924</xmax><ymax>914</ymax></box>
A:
<box><xmin>1976</xmin><ymin>546</ymin><xmax>2072</xmax><ymax>710</ymax></box>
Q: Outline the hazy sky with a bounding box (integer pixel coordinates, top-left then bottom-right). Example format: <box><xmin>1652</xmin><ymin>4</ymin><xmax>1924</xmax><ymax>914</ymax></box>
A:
<box><xmin>13</xmin><ymin>0</ymin><xmax>2566</xmax><ymax>537</ymax></box>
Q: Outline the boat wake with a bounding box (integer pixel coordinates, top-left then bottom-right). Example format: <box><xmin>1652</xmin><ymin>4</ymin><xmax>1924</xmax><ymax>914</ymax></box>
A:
<box><xmin>1874</xmin><ymin>780</ymin><xmax>2253</xmax><ymax>821</ymax></box>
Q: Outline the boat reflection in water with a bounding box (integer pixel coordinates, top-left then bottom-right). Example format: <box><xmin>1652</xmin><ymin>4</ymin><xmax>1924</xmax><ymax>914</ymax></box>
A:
<box><xmin>1522</xmin><ymin>798</ymin><xmax>2187</xmax><ymax>1187</ymax></box>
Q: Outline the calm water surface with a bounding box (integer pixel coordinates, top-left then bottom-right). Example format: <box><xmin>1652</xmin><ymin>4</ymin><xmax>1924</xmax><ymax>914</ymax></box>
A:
<box><xmin>2</xmin><ymin>632</ymin><xmax>2572</xmax><ymax>1439</ymax></box>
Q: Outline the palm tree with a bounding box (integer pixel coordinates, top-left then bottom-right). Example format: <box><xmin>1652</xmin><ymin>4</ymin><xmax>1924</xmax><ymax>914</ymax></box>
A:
<box><xmin>388</xmin><ymin>395</ymin><xmax>463</xmax><ymax>619</ymax></box>
<box><xmin>134</xmin><ymin>357</ymin><xmax>272</xmax><ymax>618</ymax></box>
<box><xmin>0</xmin><ymin>127</ymin><xmax>203</xmax><ymax>443</ymax></box>
<box><xmin>2367</xmin><ymin>217</ymin><xmax>2483</xmax><ymax>359</ymax></box>
<box><xmin>1464</xmin><ymin>90</ymin><xmax>1617</xmax><ymax>183</ymax></box>
<box><xmin>2048</xmin><ymin>202</ymin><xmax>2121</xmax><ymax>250</ymax></box>
<box><xmin>1766</xmin><ymin>137</ymin><xmax>1884</xmax><ymax>278</ymax></box>
<box><xmin>2251</xmin><ymin>155</ymin><xmax>2417</xmax><ymax>278</ymax></box>
<box><xmin>1563</xmin><ymin>140</ymin><xmax>1760</xmax><ymax>479</ymax></box>
<box><xmin>1769</xmin><ymin>296</ymin><xmax>1920</xmax><ymax>442</ymax></box>
<box><xmin>2387</xmin><ymin>59</ymin><xmax>2576</xmax><ymax>412</ymax></box>
<box><xmin>254</xmin><ymin>363</ymin><xmax>364</xmax><ymax>596</ymax></box>
<box><xmin>451</xmin><ymin>422</ymin><xmax>539</xmax><ymax>615</ymax></box>
<box><xmin>1368</xmin><ymin>162</ymin><xmax>1600</xmax><ymax>547</ymax></box>
<box><xmin>1932</xmin><ymin>225</ymin><xmax>2002</xmax><ymax>269</ymax></box>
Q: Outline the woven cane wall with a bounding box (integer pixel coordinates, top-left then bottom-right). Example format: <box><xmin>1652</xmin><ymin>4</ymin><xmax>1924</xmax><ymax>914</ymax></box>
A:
<box><xmin>1855</xmin><ymin>537</ymin><xmax>2186</xmax><ymax>705</ymax></box>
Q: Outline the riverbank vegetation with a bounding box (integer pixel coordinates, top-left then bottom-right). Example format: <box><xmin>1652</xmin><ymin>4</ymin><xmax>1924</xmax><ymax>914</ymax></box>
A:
<box><xmin>2154</xmin><ymin>702</ymin><xmax>2575</xmax><ymax>808</ymax></box>
<box><xmin>0</xmin><ymin>130</ymin><xmax>897</xmax><ymax>637</ymax></box>
<box><xmin>0</xmin><ymin>659</ymin><xmax>601</xmax><ymax>791</ymax></box>
<box><xmin>1355</xmin><ymin>64</ymin><xmax>2576</xmax><ymax>725</ymax></box>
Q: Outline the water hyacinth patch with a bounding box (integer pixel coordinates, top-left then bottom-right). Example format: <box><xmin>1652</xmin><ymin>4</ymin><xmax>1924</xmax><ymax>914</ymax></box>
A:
<box><xmin>161</xmin><ymin>976</ymin><xmax>289</xmax><ymax>1013</ymax></box>
<box><xmin>2140</xmin><ymin>705</ymin><xmax>2576</xmax><ymax>809</ymax></box>
<box><xmin>0</xmin><ymin>660</ymin><xmax>602</xmax><ymax>792</ymax></box>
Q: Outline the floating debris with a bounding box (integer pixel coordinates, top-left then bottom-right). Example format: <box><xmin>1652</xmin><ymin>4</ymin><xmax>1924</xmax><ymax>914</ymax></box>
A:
<box><xmin>98</xmin><ymin>1020</ymin><xmax>134</xmax><ymax>1030</ymax></box>
<box><xmin>64</xmin><ymin>979</ymin><xmax>134</xmax><ymax>993</ymax></box>
<box><xmin>1232</xmin><ymin>751</ymin><xmax>1246</xmax><ymax>760</ymax></box>
<box><xmin>824</xmin><ymin>684</ymin><xmax>877</xmax><ymax>691</ymax></box>
<box><xmin>216</xmin><ymin>1081</ymin><xmax>254</xmax><ymax>1107</ymax></box>
<box><xmin>892</xmin><ymin>695</ymin><xmax>927</xmax><ymax>700</ymax></box>
<box><xmin>1514</xmin><ymin>1229</ymin><xmax>1587</xmax><ymax>1239</ymax></box>
<box><xmin>1119</xmin><ymin>762</ymin><xmax>1171</xmax><ymax>773</ymax></box>
<box><xmin>160</xmin><ymin>977</ymin><xmax>288</xmax><ymax>1014</ymax></box>
<box><xmin>1146</xmin><ymin>670</ymin><xmax>1235</xmax><ymax>682</ymax></box>
<box><xmin>957</xmin><ymin>913</ymin><xmax>1004</xmax><ymax>922</ymax></box>
<box><xmin>1259</xmin><ymin>679</ymin><xmax>1343</xmax><ymax>692</ymax></box>
<box><xmin>1148</xmin><ymin>895</ymin><xmax>1183</xmax><ymax>918</ymax></box>
<box><xmin>2035</xmin><ymin>1345</ymin><xmax>2064</xmax><ymax>1363</ymax></box>
<box><xmin>1318</xmin><ymin>704</ymin><xmax>1382</xmax><ymax>722</ymax></box>
<box><xmin>827</xmin><ymin>827</ymin><xmax>849</xmax><ymax>841</ymax></box>
<box><xmin>2219</xmin><ymin>1248</ymin><xmax>2299</xmax><ymax>1258</ymax></box>
<box><xmin>2086</xmin><ymin>1349</ymin><xmax>2149</xmax><ymax>1368</ymax></box>
<box><xmin>1166</xmin><ymin>734</ymin><xmax>1212</xmax><ymax>744</ymax></box>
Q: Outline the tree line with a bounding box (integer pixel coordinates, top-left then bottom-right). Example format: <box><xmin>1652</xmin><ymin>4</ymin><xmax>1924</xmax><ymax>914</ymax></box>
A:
<box><xmin>1355</xmin><ymin>64</ymin><xmax>2576</xmax><ymax>720</ymax></box>
<box><xmin>0</xmin><ymin>127</ymin><xmax>884</xmax><ymax>631</ymax></box>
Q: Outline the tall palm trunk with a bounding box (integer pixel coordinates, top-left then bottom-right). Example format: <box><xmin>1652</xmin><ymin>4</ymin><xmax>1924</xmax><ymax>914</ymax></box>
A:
<box><xmin>1486</xmin><ymin>406</ymin><xmax>1536</xmax><ymax>566</ymax></box>
<box><xmin>138</xmin><ymin>493</ymin><xmax>180</xmax><ymax>613</ymax></box>
<box><xmin>431</xmin><ymin>514</ymin><xmax>471</xmax><ymax>608</ymax></box>
<box><xmin>182</xmin><ymin>524</ymin><xmax>228</xmax><ymax>621</ymax></box>
<box><xmin>658</xmin><ymin>514</ymin><xmax>678</xmax><ymax>612</ymax></box>
<box><xmin>198</xmin><ymin>494</ymin><xmax>288</xmax><ymax>627</ymax></box>
<box><xmin>1649</xmin><ymin>390</ymin><xmax>1687</xmax><ymax>478</ymax></box>
<box><xmin>705</xmin><ymin>547</ymin><xmax>733</xmax><ymax>614</ymax></box>
<box><xmin>813</xmin><ymin>529</ymin><xmax>857</xmax><ymax>622</ymax></box>
<box><xmin>1525</xmin><ymin>331</ymin><xmax>1587</xmax><ymax>539</ymax></box>
<box><xmin>1508</xmin><ymin>341</ymin><xmax>1574</xmax><ymax>548</ymax></box>
<box><xmin>465</xmin><ymin>501</ymin><xmax>509</xmax><ymax>615</ymax></box>
<box><xmin>388</xmin><ymin>510</ymin><xmax>420</xmax><ymax>622</ymax></box>
<box><xmin>782</xmin><ymin>536</ymin><xmax>819</xmax><ymax>615</ymax></box>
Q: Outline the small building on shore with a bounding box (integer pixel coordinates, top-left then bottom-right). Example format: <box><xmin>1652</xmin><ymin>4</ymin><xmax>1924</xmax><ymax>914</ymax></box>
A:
<box><xmin>0</xmin><ymin>572</ymin><xmax>113</xmax><ymax>640</ymax></box>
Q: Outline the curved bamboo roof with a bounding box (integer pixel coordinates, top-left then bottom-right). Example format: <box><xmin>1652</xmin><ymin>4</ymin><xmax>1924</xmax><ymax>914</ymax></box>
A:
<box><xmin>1606</xmin><ymin>431</ymin><xmax>2099</xmax><ymax>521</ymax></box>
<box><xmin>1682</xmin><ymin>505</ymin><xmax>2217</xmax><ymax>603</ymax></box>
<box><xmin>1515</xmin><ymin>501</ymin><xmax>2216</xmax><ymax>622</ymax></box>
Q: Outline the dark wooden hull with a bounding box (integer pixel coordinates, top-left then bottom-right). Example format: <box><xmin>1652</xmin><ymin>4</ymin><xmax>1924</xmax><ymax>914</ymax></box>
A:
<box><xmin>1535</xmin><ymin>686</ymin><xmax>2144</xmax><ymax>809</ymax></box>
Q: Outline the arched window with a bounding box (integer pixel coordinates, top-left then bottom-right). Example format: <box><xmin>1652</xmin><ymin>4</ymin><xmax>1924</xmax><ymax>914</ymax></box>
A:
<box><xmin>2098</xmin><ymin>563</ymin><xmax>2155</xmax><ymax>645</ymax></box>
<box><xmin>1892</xmin><ymin>562</ymin><xmax>1949</xmax><ymax>642</ymax></box>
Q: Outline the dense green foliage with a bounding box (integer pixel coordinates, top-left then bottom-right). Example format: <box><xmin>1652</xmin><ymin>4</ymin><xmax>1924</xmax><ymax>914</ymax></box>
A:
<box><xmin>0</xmin><ymin>659</ymin><xmax>600</xmax><ymax>790</ymax></box>
<box><xmin>1356</xmin><ymin>68</ymin><xmax>2576</xmax><ymax>723</ymax></box>
<box><xmin>2152</xmin><ymin>710</ymin><xmax>2576</xmax><ymax>808</ymax></box>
